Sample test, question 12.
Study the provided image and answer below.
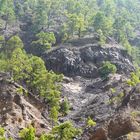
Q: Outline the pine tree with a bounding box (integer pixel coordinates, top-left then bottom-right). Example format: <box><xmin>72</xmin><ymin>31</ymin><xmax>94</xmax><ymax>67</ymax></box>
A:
<box><xmin>19</xmin><ymin>126</ymin><xmax>36</xmax><ymax>140</ymax></box>
<box><xmin>60</xmin><ymin>98</ymin><xmax>70</xmax><ymax>116</ymax></box>
<box><xmin>50</xmin><ymin>106</ymin><xmax>59</xmax><ymax>127</ymax></box>
<box><xmin>52</xmin><ymin>121</ymin><xmax>81</xmax><ymax>140</ymax></box>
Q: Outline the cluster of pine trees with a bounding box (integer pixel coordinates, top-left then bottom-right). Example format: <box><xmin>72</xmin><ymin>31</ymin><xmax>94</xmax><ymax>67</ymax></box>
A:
<box><xmin>0</xmin><ymin>0</ymin><xmax>140</xmax><ymax>139</ymax></box>
<box><xmin>1</xmin><ymin>0</ymin><xmax>140</xmax><ymax>63</ymax></box>
<box><xmin>0</xmin><ymin>0</ymin><xmax>140</xmax><ymax>54</ymax></box>
<box><xmin>0</xmin><ymin>34</ymin><xmax>78</xmax><ymax>139</ymax></box>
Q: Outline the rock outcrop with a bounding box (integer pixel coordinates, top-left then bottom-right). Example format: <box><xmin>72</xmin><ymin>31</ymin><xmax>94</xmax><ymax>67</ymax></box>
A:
<box><xmin>83</xmin><ymin>84</ymin><xmax>140</xmax><ymax>140</ymax></box>
<box><xmin>43</xmin><ymin>40</ymin><xmax>134</xmax><ymax>78</ymax></box>
<box><xmin>0</xmin><ymin>72</ymin><xmax>50</xmax><ymax>139</ymax></box>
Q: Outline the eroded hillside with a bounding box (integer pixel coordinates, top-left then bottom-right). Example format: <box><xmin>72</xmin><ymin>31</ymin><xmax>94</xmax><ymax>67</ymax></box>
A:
<box><xmin>0</xmin><ymin>72</ymin><xmax>51</xmax><ymax>139</ymax></box>
<box><xmin>42</xmin><ymin>38</ymin><xmax>140</xmax><ymax>140</ymax></box>
<box><xmin>1</xmin><ymin>37</ymin><xmax>140</xmax><ymax>139</ymax></box>
<box><xmin>1</xmin><ymin>0</ymin><xmax>140</xmax><ymax>139</ymax></box>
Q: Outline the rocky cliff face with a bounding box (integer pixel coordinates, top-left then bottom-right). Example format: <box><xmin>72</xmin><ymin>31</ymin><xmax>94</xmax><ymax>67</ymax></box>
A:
<box><xmin>43</xmin><ymin>38</ymin><xmax>140</xmax><ymax>140</ymax></box>
<box><xmin>43</xmin><ymin>40</ymin><xmax>134</xmax><ymax>78</ymax></box>
<box><xmin>0</xmin><ymin>72</ymin><xmax>50</xmax><ymax>139</ymax></box>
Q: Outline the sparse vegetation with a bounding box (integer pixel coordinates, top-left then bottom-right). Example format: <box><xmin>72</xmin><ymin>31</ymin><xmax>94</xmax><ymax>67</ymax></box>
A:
<box><xmin>87</xmin><ymin>117</ymin><xmax>96</xmax><ymax>127</ymax></box>
<box><xmin>60</xmin><ymin>98</ymin><xmax>70</xmax><ymax>116</ymax></box>
<box><xmin>0</xmin><ymin>0</ymin><xmax>140</xmax><ymax>139</ymax></box>
<box><xmin>18</xmin><ymin>122</ymin><xmax>81</xmax><ymax>140</ymax></box>
<box><xmin>127</xmin><ymin>72</ymin><xmax>140</xmax><ymax>87</ymax></box>
<box><xmin>99</xmin><ymin>61</ymin><xmax>117</xmax><ymax>79</ymax></box>
<box><xmin>110</xmin><ymin>88</ymin><xmax>116</xmax><ymax>94</ymax></box>
<box><xmin>0</xmin><ymin>126</ymin><xmax>13</xmax><ymax>140</ymax></box>
<box><xmin>19</xmin><ymin>126</ymin><xmax>35</xmax><ymax>140</ymax></box>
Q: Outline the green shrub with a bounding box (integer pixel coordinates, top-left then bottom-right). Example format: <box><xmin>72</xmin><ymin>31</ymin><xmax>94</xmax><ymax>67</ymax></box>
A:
<box><xmin>99</xmin><ymin>61</ymin><xmax>117</xmax><ymax>79</ymax></box>
<box><xmin>110</xmin><ymin>88</ymin><xmax>116</xmax><ymax>94</ymax></box>
<box><xmin>0</xmin><ymin>126</ymin><xmax>13</xmax><ymax>140</ymax></box>
<box><xmin>16</xmin><ymin>86</ymin><xmax>24</xmax><ymax>94</ymax></box>
<box><xmin>127</xmin><ymin>72</ymin><xmax>140</xmax><ymax>86</ymax></box>
<box><xmin>19</xmin><ymin>126</ymin><xmax>35</xmax><ymax>140</ymax></box>
<box><xmin>87</xmin><ymin>117</ymin><xmax>96</xmax><ymax>127</ymax></box>
<box><xmin>51</xmin><ymin>121</ymin><xmax>81</xmax><ymax>140</ymax></box>
<box><xmin>60</xmin><ymin>98</ymin><xmax>70</xmax><ymax>116</ymax></box>
<box><xmin>39</xmin><ymin>134</ymin><xmax>55</xmax><ymax>140</ymax></box>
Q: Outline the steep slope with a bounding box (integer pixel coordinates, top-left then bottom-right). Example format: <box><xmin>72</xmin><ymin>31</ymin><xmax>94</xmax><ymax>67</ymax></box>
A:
<box><xmin>43</xmin><ymin>38</ymin><xmax>140</xmax><ymax>140</ymax></box>
<box><xmin>0</xmin><ymin>72</ymin><xmax>50</xmax><ymax>139</ymax></box>
<box><xmin>43</xmin><ymin>38</ymin><xmax>134</xmax><ymax>78</ymax></box>
<box><xmin>85</xmin><ymin>84</ymin><xmax>140</xmax><ymax>140</ymax></box>
<box><xmin>0</xmin><ymin>37</ymin><xmax>140</xmax><ymax>140</ymax></box>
